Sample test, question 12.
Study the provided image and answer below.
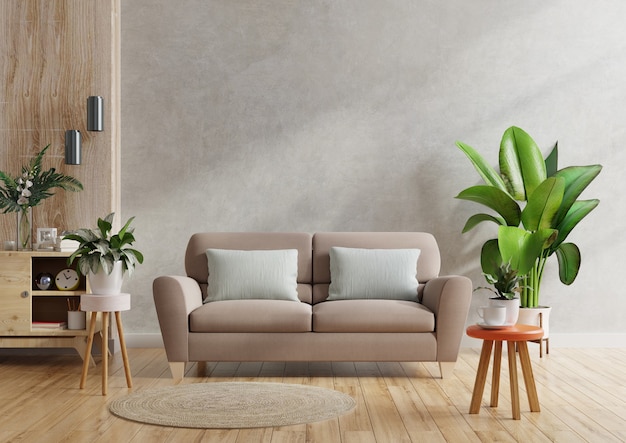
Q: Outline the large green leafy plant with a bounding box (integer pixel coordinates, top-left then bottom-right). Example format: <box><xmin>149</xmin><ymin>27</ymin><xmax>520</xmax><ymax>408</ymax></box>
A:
<box><xmin>456</xmin><ymin>126</ymin><xmax>601</xmax><ymax>308</ymax></box>
<box><xmin>65</xmin><ymin>213</ymin><xmax>144</xmax><ymax>276</ymax></box>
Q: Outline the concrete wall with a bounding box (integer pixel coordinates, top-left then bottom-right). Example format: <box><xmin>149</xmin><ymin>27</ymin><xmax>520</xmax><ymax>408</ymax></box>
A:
<box><xmin>120</xmin><ymin>1</ymin><xmax>626</xmax><ymax>345</ymax></box>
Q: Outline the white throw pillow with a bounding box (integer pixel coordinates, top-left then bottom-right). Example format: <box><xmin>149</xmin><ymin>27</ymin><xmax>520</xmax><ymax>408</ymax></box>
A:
<box><xmin>205</xmin><ymin>249</ymin><xmax>299</xmax><ymax>302</ymax></box>
<box><xmin>328</xmin><ymin>247</ymin><xmax>420</xmax><ymax>301</ymax></box>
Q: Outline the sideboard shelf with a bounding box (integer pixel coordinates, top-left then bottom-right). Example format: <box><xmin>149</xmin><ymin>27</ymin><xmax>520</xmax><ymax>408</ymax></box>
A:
<box><xmin>33</xmin><ymin>290</ymin><xmax>83</xmax><ymax>296</ymax></box>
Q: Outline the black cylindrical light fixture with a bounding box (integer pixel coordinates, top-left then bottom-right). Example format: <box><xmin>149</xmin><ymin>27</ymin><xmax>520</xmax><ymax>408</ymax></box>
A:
<box><xmin>65</xmin><ymin>130</ymin><xmax>81</xmax><ymax>165</ymax></box>
<box><xmin>87</xmin><ymin>95</ymin><xmax>103</xmax><ymax>131</ymax></box>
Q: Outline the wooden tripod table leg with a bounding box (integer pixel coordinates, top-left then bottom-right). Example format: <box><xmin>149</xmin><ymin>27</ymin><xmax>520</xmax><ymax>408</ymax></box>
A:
<box><xmin>101</xmin><ymin>312</ymin><xmax>109</xmax><ymax>395</ymax></box>
<box><xmin>469</xmin><ymin>339</ymin><xmax>493</xmax><ymax>414</ymax></box>
<box><xmin>115</xmin><ymin>311</ymin><xmax>133</xmax><ymax>388</ymax></box>
<box><xmin>490</xmin><ymin>340</ymin><xmax>502</xmax><ymax>407</ymax></box>
<box><xmin>79</xmin><ymin>312</ymin><xmax>98</xmax><ymax>389</ymax></box>
<box><xmin>518</xmin><ymin>341</ymin><xmax>540</xmax><ymax>412</ymax></box>
<box><xmin>507</xmin><ymin>341</ymin><xmax>520</xmax><ymax>420</ymax></box>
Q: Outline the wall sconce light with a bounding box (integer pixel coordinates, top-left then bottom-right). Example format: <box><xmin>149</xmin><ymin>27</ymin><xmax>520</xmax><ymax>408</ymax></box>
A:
<box><xmin>87</xmin><ymin>96</ymin><xmax>103</xmax><ymax>131</ymax></box>
<box><xmin>65</xmin><ymin>130</ymin><xmax>81</xmax><ymax>165</ymax></box>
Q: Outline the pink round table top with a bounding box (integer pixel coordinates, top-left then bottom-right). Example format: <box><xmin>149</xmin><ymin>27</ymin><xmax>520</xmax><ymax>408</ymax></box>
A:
<box><xmin>466</xmin><ymin>323</ymin><xmax>544</xmax><ymax>341</ymax></box>
<box><xmin>80</xmin><ymin>293</ymin><xmax>131</xmax><ymax>312</ymax></box>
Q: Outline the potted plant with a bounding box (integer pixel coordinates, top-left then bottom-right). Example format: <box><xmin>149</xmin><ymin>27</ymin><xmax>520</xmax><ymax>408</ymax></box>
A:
<box><xmin>474</xmin><ymin>256</ymin><xmax>523</xmax><ymax>325</ymax></box>
<box><xmin>0</xmin><ymin>145</ymin><xmax>83</xmax><ymax>250</ymax></box>
<box><xmin>455</xmin><ymin>126</ymin><xmax>601</xmax><ymax>332</ymax></box>
<box><xmin>64</xmin><ymin>213</ymin><xmax>144</xmax><ymax>294</ymax></box>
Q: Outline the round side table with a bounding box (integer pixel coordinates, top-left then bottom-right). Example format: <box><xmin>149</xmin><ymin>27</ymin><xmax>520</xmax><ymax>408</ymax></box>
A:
<box><xmin>79</xmin><ymin>293</ymin><xmax>132</xmax><ymax>395</ymax></box>
<box><xmin>466</xmin><ymin>324</ymin><xmax>543</xmax><ymax>420</ymax></box>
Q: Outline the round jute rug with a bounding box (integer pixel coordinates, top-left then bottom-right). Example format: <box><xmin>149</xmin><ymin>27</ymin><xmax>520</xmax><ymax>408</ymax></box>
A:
<box><xmin>109</xmin><ymin>382</ymin><xmax>356</xmax><ymax>429</ymax></box>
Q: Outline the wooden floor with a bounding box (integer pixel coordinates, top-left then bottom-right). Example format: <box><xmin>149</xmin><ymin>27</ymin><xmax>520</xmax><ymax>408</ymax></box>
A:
<box><xmin>0</xmin><ymin>347</ymin><xmax>625</xmax><ymax>442</ymax></box>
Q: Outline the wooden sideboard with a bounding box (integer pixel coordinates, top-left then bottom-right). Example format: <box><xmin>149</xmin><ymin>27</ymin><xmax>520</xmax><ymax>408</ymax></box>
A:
<box><xmin>0</xmin><ymin>251</ymin><xmax>99</xmax><ymax>362</ymax></box>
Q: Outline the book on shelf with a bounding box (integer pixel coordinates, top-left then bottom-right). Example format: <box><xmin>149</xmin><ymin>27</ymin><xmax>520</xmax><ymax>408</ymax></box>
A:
<box><xmin>32</xmin><ymin>321</ymin><xmax>67</xmax><ymax>329</ymax></box>
<box><xmin>57</xmin><ymin>239</ymin><xmax>79</xmax><ymax>252</ymax></box>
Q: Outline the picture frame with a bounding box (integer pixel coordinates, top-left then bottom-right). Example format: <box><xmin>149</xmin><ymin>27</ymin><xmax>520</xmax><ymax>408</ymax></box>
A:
<box><xmin>37</xmin><ymin>227</ymin><xmax>58</xmax><ymax>249</ymax></box>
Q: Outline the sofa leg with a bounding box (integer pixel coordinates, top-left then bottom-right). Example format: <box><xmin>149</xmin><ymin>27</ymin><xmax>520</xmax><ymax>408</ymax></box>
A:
<box><xmin>439</xmin><ymin>361</ymin><xmax>456</xmax><ymax>378</ymax></box>
<box><xmin>169</xmin><ymin>362</ymin><xmax>186</xmax><ymax>383</ymax></box>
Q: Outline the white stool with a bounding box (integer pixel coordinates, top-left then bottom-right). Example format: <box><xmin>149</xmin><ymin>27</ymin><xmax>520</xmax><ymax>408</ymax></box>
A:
<box><xmin>79</xmin><ymin>293</ymin><xmax>132</xmax><ymax>395</ymax></box>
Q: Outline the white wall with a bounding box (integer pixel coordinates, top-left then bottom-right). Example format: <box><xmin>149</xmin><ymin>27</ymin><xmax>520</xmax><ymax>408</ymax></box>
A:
<box><xmin>120</xmin><ymin>1</ymin><xmax>626</xmax><ymax>343</ymax></box>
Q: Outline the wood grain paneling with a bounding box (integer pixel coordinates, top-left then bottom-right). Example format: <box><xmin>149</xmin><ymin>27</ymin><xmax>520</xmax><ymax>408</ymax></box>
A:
<box><xmin>0</xmin><ymin>0</ymin><xmax>120</xmax><ymax>241</ymax></box>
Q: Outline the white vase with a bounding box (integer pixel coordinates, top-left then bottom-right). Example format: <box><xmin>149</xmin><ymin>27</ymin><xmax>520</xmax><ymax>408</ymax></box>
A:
<box><xmin>489</xmin><ymin>298</ymin><xmax>520</xmax><ymax>325</ymax></box>
<box><xmin>88</xmin><ymin>261</ymin><xmax>124</xmax><ymax>295</ymax></box>
<box><xmin>517</xmin><ymin>306</ymin><xmax>552</xmax><ymax>338</ymax></box>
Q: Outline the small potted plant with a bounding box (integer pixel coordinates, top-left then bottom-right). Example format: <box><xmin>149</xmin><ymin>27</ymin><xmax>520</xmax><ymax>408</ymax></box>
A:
<box><xmin>474</xmin><ymin>249</ymin><xmax>523</xmax><ymax>325</ymax></box>
<box><xmin>64</xmin><ymin>213</ymin><xmax>144</xmax><ymax>294</ymax></box>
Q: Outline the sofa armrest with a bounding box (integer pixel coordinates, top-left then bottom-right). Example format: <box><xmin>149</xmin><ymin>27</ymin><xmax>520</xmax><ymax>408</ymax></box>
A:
<box><xmin>421</xmin><ymin>275</ymin><xmax>472</xmax><ymax>362</ymax></box>
<box><xmin>153</xmin><ymin>275</ymin><xmax>204</xmax><ymax>363</ymax></box>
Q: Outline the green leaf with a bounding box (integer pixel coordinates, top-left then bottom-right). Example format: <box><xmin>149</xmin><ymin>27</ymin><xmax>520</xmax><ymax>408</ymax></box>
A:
<box><xmin>553</xmin><ymin>165</ymin><xmax>602</xmax><ymax>227</ymax></box>
<box><xmin>555</xmin><ymin>242</ymin><xmax>581</xmax><ymax>284</ymax></box>
<box><xmin>124</xmin><ymin>248</ymin><xmax>144</xmax><ymax>264</ymax></box>
<box><xmin>480</xmin><ymin>239</ymin><xmax>503</xmax><ymax>277</ymax></box>
<box><xmin>521</xmin><ymin>177</ymin><xmax>564</xmax><ymax>231</ymax></box>
<box><xmin>461</xmin><ymin>213</ymin><xmax>506</xmax><ymax>233</ymax></box>
<box><xmin>455</xmin><ymin>141</ymin><xmax>508</xmax><ymax>192</ymax></box>
<box><xmin>545</xmin><ymin>142</ymin><xmax>558</xmax><ymax>177</ymax></box>
<box><xmin>56</xmin><ymin>175</ymin><xmax>83</xmax><ymax>192</ymax></box>
<box><xmin>456</xmin><ymin>186</ymin><xmax>521</xmax><ymax>226</ymax></box>
<box><xmin>552</xmin><ymin>199</ymin><xmax>599</xmax><ymax>251</ymax></box>
<box><xmin>118</xmin><ymin>216</ymin><xmax>135</xmax><ymax>238</ymax></box>
<box><xmin>97</xmin><ymin>215</ymin><xmax>113</xmax><ymax>238</ymax></box>
<box><xmin>499</xmin><ymin>126</ymin><xmax>547</xmax><ymax>201</ymax></box>
<box><xmin>498</xmin><ymin>226</ymin><xmax>556</xmax><ymax>275</ymax></box>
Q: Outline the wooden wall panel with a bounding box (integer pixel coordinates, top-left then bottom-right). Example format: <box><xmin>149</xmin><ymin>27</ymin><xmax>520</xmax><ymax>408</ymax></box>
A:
<box><xmin>0</xmin><ymin>0</ymin><xmax>120</xmax><ymax>242</ymax></box>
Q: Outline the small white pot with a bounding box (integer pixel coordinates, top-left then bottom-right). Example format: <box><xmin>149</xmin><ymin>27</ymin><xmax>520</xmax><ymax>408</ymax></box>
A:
<box><xmin>88</xmin><ymin>261</ymin><xmax>124</xmax><ymax>295</ymax></box>
<box><xmin>489</xmin><ymin>298</ymin><xmax>520</xmax><ymax>325</ymax></box>
<box><xmin>517</xmin><ymin>306</ymin><xmax>552</xmax><ymax>338</ymax></box>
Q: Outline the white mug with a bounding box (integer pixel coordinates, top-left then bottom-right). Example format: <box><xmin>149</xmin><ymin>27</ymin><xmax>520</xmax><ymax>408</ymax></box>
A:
<box><xmin>477</xmin><ymin>305</ymin><xmax>507</xmax><ymax>326</ymax></box>
<box><xmin>67</xmin><ymin>311</ymin><xmax>86</xmax><ymax>330</ymax></box>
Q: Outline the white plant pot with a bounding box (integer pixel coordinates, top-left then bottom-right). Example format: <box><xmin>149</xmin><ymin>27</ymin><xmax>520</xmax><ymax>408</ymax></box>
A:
<box><xmin>517</xmin><ymin>306</ymin><xmax>552</xmax><ymax>338</ymax></box>
<box><xmin>88</xmin><ymin>261</ymin><xmax>124</xmax><ymax>295</ymax></box>
<box><xmin>489</xmin><ymin>298</ymin><xmax>520</xmax><ymax>325</ymax></box>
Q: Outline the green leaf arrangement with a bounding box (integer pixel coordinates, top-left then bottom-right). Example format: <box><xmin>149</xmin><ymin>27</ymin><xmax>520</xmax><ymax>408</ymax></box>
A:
<box><xmin>0</xmin><ymin>144</ymin><xmax>83</xmax><ymax>212</ymax></box>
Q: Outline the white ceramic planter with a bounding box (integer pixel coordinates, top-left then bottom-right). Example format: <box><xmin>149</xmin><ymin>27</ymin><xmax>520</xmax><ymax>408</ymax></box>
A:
<box><xmin>517</xmin><ymin>306</ymin><xmax>552</xmax><ymax>338</ymax></box>
<box><xmin>489</xmin><ymin>298</ymin><xmax>520</xmax><ymax>325</ymax></box>
<box><xmin>88</xmin><ymin>261</ymin><xmax>124</xmax><ymax>295</ymax></box>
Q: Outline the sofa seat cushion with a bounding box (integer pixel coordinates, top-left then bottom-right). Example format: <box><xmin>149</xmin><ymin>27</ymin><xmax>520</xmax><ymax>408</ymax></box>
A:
<box><xmin>312</xmin><ymin>300</ymin><xmax>435</xmax><ymax>333</ymax></box>
<box><xmin>190</xmin><ymin>300</ymin><xmax>312</xmax><ymax>333</ymax></box>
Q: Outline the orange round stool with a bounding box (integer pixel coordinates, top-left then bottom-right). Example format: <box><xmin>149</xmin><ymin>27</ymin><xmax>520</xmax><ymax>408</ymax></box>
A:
<box><xmin>466</xmin><ymin>324</ymin><xmax>543</xmax><ymax>420</ymax></box>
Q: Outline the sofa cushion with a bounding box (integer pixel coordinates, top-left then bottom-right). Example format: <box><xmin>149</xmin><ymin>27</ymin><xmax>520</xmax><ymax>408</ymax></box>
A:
<box><xmin>328</xmin><ymin>247</ymin><xmax>420</xmax><ymax>301</ymax></box>
<box><xmin>190</xmin><ymin>300</ymin><xmax>313</xmax><ymax>332</ymax></box>
<box><xmin>205</xmin><ymin>249</ymin><xmax>299</xmax><ymax>302</ymax></box>
<box><xmin>312</xmin><ymin>299</ymin><xmax>435</xmax><ymax>333</ymax></box>
<box><xmin>312</xmin><ymin>232</ymin><xmax>441</xmax><ymax>286</ymax></box>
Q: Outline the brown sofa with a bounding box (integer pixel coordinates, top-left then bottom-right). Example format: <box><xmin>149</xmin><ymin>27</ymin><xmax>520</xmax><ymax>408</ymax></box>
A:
<box><xmin>153</xmin><ymin>232</ymin><xmax>472</xmax><ymax>381</ymax></box>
